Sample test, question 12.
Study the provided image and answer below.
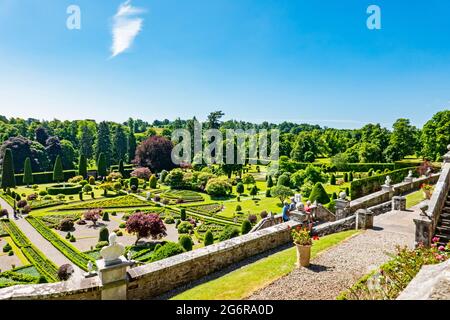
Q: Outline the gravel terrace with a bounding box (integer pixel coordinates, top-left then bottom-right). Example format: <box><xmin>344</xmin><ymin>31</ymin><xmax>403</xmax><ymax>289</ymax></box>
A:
<box><xmin>248</xmin><ymin>207</ymin><xmax>419</xmax><ymax>300</ymax></box>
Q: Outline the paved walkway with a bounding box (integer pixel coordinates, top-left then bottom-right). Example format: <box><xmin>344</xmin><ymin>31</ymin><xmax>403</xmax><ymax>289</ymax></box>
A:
<box><xmin>0</xmin><ymin>196</ymin><xmax>83</xmax><ymax>278</ymax></box>
<box><xmin>248</xmin><ymin>206</ymin><xmax>421</xmax><ymax>300</ymax></box>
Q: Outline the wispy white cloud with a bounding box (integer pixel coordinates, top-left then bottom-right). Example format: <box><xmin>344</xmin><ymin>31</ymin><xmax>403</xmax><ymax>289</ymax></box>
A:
<box><xmin>111</xmin><ymin>0</ymin><xmax>145</xmax><ymax>58</ymax></box>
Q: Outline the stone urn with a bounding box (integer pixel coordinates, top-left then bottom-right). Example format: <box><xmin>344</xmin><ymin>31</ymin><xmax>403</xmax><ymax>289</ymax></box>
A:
<box><xmin>295</xmin><ymin>244</ymin><xmax>311</xmax><ymax>268</ymax></box>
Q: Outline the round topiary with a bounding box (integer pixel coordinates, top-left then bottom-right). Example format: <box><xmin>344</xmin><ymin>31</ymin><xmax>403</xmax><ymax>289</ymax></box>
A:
<box><xmin>177</xmin><ymin>221</ymin><xmax>193</xmax><ymax>234</ymax></box>
<box><xmin>96</xmin><ymin>241</ymin><xmax>109</xmax><ymax>249</ymax></box>
<box><xmin>59</xmin><ymin>219</ymin><xmax>74</xmax><ymax>232</ymax></box>
<box><xmin>3</xmin><ymin>243</ymin><xmax>12</xmax><ymax>253</ymax></box>
<box><xmin>129</xmin><ymin>177</ymin><xmax>139</xmax><ymax>189</ymax></box>
<box><xmin>58</xmin><ymin>264</ymin><xmax>74</xmax><ymax>281</ymax></box>
<box><xmin>241</xmin><ymin>220</ymin><xmax>252</xmax><ymax>235</ymax></box>
<box><xmin>235</xmin><ymin>205</ymin><xmax>242</xmax><ymax>212</ymax></box>
<box><xmin>150</xmin><ymin>242</ymin><xmax>185</xmax><ymax>262</ymax></box>
<box><xmin>164</xmin><ymin>216</ymin><xmax>175</xmax><ymax>224</ymax></box>
<box><xmin>69</xmin><ymin>235</ymin><xmax>76</xmax><ymax>242</ymax></box>
<box><xmin>204</xmin><ymin>230</ymin><xmax>214</xmax><ymax>246</ymax></box>
<box><xmin>178</xmin><ymin>235</ymin><xmax>193</xmax><ymax>252</ymax></box>
<box><xmin>99</xmin><ymin>227</ymin><xmax>109</xmax><ymax>242</ymax></box>
<box><xmin>218</xmin><ymin>225</ymin><xmax>240</xmax><ymax>241</ymax></box>
<box><xmin>309</xmin><ymin>183</ymin><xmax>330</xmax><ymax>205</ymax></box>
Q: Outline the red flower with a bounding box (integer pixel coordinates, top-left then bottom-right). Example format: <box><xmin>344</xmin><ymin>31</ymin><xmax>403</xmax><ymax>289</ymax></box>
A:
<box><xmin>312</xmin><ymin>235</ymin><xmax>320</xmax><ymax>241</ymax></box>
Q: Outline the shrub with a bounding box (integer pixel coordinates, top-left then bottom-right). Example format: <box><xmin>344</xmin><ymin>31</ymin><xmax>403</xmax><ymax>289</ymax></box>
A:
<box><xmin>250</xmin><ymin>185</ymin><xmax>258</xmax><ymax>198</ymax></box>
<box><xmin>270</xmin><ymin>185</ymin><xmax>294</xmax><ymax>205</ymax></box>
<box><xmin>102</xmin><ymin>211</ymin><xmax>110</xmax><ymax>221</ymax></box>
<box><xmin>56</xmin><ymin>194</ymin><xmax>66</xmax><ymax>200</ymax></box>
<box><xmin>69</xmin><ymin>175</ymin><xmax>84</xmax><ymax>183</ymax></box>
<box><xmin>96</xmin><ymin>241</ymin><xmax>109</xmax><ymax>249</ymax></box>
<box><xmin>260</xmin><ymin>210</ymin><xmax>268</xmax><ymax>219</ymax></box>
<box><xmin>218</xmin><ymin>225</ymin><xmax>240</xmax><ymax>241</ymax></box>
<box><xmin>32</xmin><ymin>184</ymin><xmax>39</xmax><ymax>190</ymax></box>
<box><xmin>69</xmin><ymin>235</ymin><xmax>76</xmax><ymax>242</ymax></box>
<box><xmin>83</xmin><ymin>184</ymin><xmax>92</xmax><ymax>193</ymax></box>
<box><xmin>59</xmin><ymin>219</ymin><xmax>74</xmax><ymax>231</ymax></box>
<box><xmin>99</xmin><ymin>227</ymin><xmax>109</xmax><ymax>242</ymax></box>
<box><xmin>149</xmin><ymin>175</ymin><xmax>157</xmax><ymax>189</ymax></box>
<box><xmin>160</xmin><ymin>170</ymin><xmax>169</xmax><ymax>183</ymax></box>
<box><xmin>164</xmin><ymin>216</ymin><xmax>175</xmax><ymax>224</ymax></box>
<box><xmin>332</xmin><ymin>192</ymin><xmax>338</xmax><ymax>200</ymax></box>
<box><xmin>204</xmin><ymin>230</ymin><xmax>214</xmax><ymax>246</ymax></box>
<box><xmin>180</xmin><ymin>208</ymin><xmax>187</xmax><ymax>221</ymax></box>
<box><xmin>277</xmin><ymin>173</ymin><xmax>291</xmax><ymax>187</ymax></box>
<box><xmin>79</xmin><ymin>191</ymin><xmax>83</xmax><ymax>201</ymax></box>
<box><xmin>309</xmin><ymin>183</ymin><xmax>330</xmax><ymax>204</ymax></box>
<box><xmin>131</xmin><ymin>167</ymin><xmax>152</xmax><ymax>180</ymax></box>
<box><xmin>330</xmin><ymin>174</ymin><xmax>336</xmax><ymax>185</ymax></box>
<box><xmin>205</xmin><ymin>178</ymin><xmax>232</xmax><ymax>197</ymax></box>
<box><xmin>91</xmin><ymin>191</ymin><xmax>95</xmax><ymax>199</ymax></box>
<box><xmin>47</xmin><ymin>184</ymin><xmax>83</xmax><ymax>196</ymax></box>
<box><xmin>177</xmin><ymin>221</ymin><xmax>194</xmax><ymax>234</ymax></box>
<box><xmin>116</xmin><ymin>230</ymin><xmax>123</xmax><ymax>236</ymax></box>
<box><xmin>248</xmin><ymin>214</ymin><xmax>257</xmax><ymax>224</ymax></box>
<box><xmin>79</xmin><ymin>180</ymin><xmax>88</xmax><ymax>187</ymax></box>
<box><xmin>88</xmin><ymin>176</ymin><xmax>95</xmax><ymax>185</ymax></box>
<box><xmin>300</xmin><ymin>181</ymin><xmax>314</xmax><ymax>198</ymax></box>
<box><xmin>265</xmin><ymin>189</ymin><xmax>271</xmax><ymax>197</ymax></box>
<box><xmin>343</xmin><ymin>172</ymin><xmax>349</xmax><ymax>182</ymax></box>
<box><xmin>129</xmin><ymin>177</ymin><xmax>139</xmax><ymax>189</ymax></box>
<box><xmin>65</xmin><ymin>232</ymin><xmax>71</xmax><ymax>239</ymax></box>
<box><xmin>22</xmin><ymin>205</ymin><xmax>31</xmax><ymax>214</ymax></box>
<box><xmin>241</xmin><ymin>220</ymin><xmax>252</xmax><ymax>234</ymax></box>
<box><xmin>267</xmin><ymin>175</ymin><xmax>274</xmax><ymax>188</ymax></box>
<box><xmin>178</xmin><ymin>235</ymin><xmax>193</xmax><ymax>251</ymax></box>
<box><xmin>235</xmin><ymin>205</ymin><xmax>242</xmax><ymax>212</ymax></box>
<box><xmin>27</xmin><ymin>193</ymin><xmax>38</xmax><ymax>201</ymax></box>
<box><xmin>349</xmin><ymin>172</ymin><xmax>354</xmax><ymax>182</ymax></box>
<box><xmin>119</xmin><ymin>222</ymin><xmax>126</xmax><ymax>228</ymax></box>
<box><xmin>8</xmin><ymin>250</ymin><xmax>13</xmax><ymax>256</ymax></box>
<box><xmin>236</xmin><ymin>182</ymin><xmax>244</xmax><ymax>194</ymax></box>
<box><xmin>39</xmin><ymin>190</ymin><xmax>48</xmax><ymax>197</ymax></box>
<box><xmin>150</xmin><ymin>242</ymin><xmax>185</xmax><ymax>262</ymax></box>
<box><xmin>58</xmin><ymin>264</ymin><xmax>74</xmax><ymax>281</ymax></box>
<box><xmin>17</xmin><ymin>200</ymin><xmax>28</xmax><ymax>209</ymax></box>
<box><xmin>3</xmin><ymin>243</ymin><xmax>12</xmax><ymax>253</ymax></box>
<box><xmin>84</xmin><ymin>209</ymin><xmax>102</xmax><ymax>226</ymax></box>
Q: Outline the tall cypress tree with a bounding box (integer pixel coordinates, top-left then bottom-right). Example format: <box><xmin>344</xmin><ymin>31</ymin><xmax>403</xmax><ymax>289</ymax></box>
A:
<box><xmin>95</xmin><ymin>121</ymin><xmax>112</xmax><ymax>167</ymax></box>
<box><xmin>78</xmin><ymin>154</ymin><xmax>87</xmax><ymax>178</ymax></box>
<box><xmin>23</xmin><ymin>157</ymin><xmax>33</xmax><ymax>187</ymax></box>
<box><xmin>112</xmin><ymin>125</ymin><xmax>127</xmax><ymax>164</ymax></box>
<box><xmin>118</xmin><ymin>159</ymin><xmax>125</xmax><ymax>177</ymax></box>
<box><xmin>1</xmin><ymin>149</ymin><xmax>16</xmax><ymax>190</ymax></box>
<box><xmin>79</xmin><ymin>124</ymin><xmax>94</xmax><ymax>159</ymax></box>
<box><xmin>97</xmin><ymin>153</ymin><xmax>107</xmax><ymax>178</ymax></box>
<box><xmin>127</xmin><ymin>131</ymin><xmax>137</xmax><ymax>163</ymax></box>
<box><xmin>53</xmin><ymin>155</ymin><xmax>64</xmax><ymax>183</ymax></box>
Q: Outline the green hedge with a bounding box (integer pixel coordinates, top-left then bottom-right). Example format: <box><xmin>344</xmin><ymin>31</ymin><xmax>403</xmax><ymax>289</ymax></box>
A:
<box><xmin>15</xmin><ymin>170</ymin><xmax>77</xmax><ymax>186</ymax></box>
<box><xmin>350</xmin><ymin>167</ymin><xmax>418</xmax><ymax>199</ymax></box>
<box><xmin>0</xmin><ymin>220</ymin><xmax>59</xmax><ymax>281</ymax></box>
<box><xmin>340</xmin><ymin>163</ymin><xmax>396</xmax><ymax>172</ymax></box>
<box><xmin>26</xmin><ymin>217</ymin><xmax>95</xmax><ymax>271</ymax></box>
<box><xmin>47</xmin><ymin>184</ymin><xmax>83</xmax><ymax>195</ymax></box>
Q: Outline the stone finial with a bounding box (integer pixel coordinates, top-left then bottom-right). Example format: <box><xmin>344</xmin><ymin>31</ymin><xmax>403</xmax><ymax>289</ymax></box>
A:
<box><xmin>339</xmin><ymin>191</ymin><xmax>347</xmax><ymax>200</ymax></box>
<box><xmin>127</xmin><ymin>251</ymin><xmax>132</xmax><ymax>261</ymax></box>
<box><xmin>419</xmin><ymin>203</ymin><xmax>429</xmax><ymax>217</ymax></box>
<box><xmin>100</xmin><ymin>233</ymin><xmax>125</xmax><ymax>266</ymax></box>
<box><xmin>408</xmin><ymin>170</ymin><xmax>413</xmax><ymax>178</ymax></box>
<box><xmin>87</xmin><ymin>261</ymin><xmax>93</xmax><ymax>273</ymax></box>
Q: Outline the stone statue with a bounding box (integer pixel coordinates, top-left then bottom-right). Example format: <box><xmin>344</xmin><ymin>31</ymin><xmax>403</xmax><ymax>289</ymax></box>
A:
<box><xmin>294</xmin><ymin>194</ymin><xmax>301</xmax><ymax>203</ymax></box>
<box><xmin>87</xmin><ymin>261</ymin><xmax>93</xmax><ymax>273</ymax></box>
<box><xmin>146</xmin><ymin>192</ymin><xmax>151</xmax><ymax>200</ymax></box>
<box><xmin>385</xmin><ymin>176</ymin><xmax>391</xmax><ymax>186</ymax></box>
<box><xmin>339</xmin><ymin>191</ymin><xmax>347</xmax><ymax>200</ymax></box>
<box><xmin>100</xmin><ymin>233</ymin><xmax>125</xmax><ymax>266</ymax></box>
<box><xmin>408</xmin><ymin>170</ymin><xmax>413</xmax><ymax>178</ymax></box>
<box><xmin>127</xmin><ymin>251</ymin><xmax>132</xmax><ymax>261</ymax></box>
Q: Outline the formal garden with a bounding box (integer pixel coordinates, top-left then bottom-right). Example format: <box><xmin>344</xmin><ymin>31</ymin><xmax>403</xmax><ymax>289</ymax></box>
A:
<box><xmin>0</xmin><ymin>111</ymin><xmax>448</xmax><ymax>297</ymax></box>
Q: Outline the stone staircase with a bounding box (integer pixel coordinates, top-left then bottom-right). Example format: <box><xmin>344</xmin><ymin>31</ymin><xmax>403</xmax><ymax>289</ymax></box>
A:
<box><xmin>435</xmin><ymin>191</ymin><xmax>450</xmax><ymax>246</ymax></box>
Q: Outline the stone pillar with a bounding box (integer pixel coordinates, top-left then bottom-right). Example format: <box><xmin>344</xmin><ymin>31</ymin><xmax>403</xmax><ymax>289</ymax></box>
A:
<box><xmin>356</xmin><ymin>209</ymin><xmax>373</xmax><ymax>230</ymax></box>
<box><xmin>335</xmin><ymin>191</ymin><xmax>349</xmax><ymax>220</ymax></box>
<box><xmin>96</xmin><ymin>256</ymin><xmax>133</xmax><ymax>300</ymax></box>
<box><xmin>413</xmin><ymin>217</ymin><xmax>433</xmax><ymax>248</ymax></box>
<box><xmin>392</xmin><ymin>196</ymin><xmax>406</xmax><ymax>211</ymax></box>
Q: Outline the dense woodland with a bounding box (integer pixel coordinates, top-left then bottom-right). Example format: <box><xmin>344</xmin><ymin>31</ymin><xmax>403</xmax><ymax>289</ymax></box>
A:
<box><xmin>0</xmin><ymin>110</ymin><xmax>449</xmax><ymax>175</ymax></box>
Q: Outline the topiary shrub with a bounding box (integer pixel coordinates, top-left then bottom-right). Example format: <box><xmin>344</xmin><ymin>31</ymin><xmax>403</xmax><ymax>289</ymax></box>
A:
<box><xmin>116</xmin><ymin>230</ymin><xmax>123</xmax><ymax>236</ymax></box>
<box><xmin>309</xmin><ymin>183</ymin><xmax>330</xmax><ymax>204</ymax></box>
<box><xmin>218</xmin><ymin>225</ymin><xmax>240</xmax><ymax>241</ymax></box>
<box><xmin>177</xmin><ymin>221</ymin><xmax>193</xmax><ymax>234</ymax></box>
<box><xmin>180</xmin><ymin>208</ymin><xmax>187</xmax><ymax>221</ymax></box>
<box><xmin>69</xmin><ymin>235</ymin><xmax>76</xmax><ymax>242</ymax></box>
<box><xmin>39</xmin><ymin>190</ymin><xmax>48</xmax><ymax>197</ymax></box>
<box><xmin>178</xmin><ymin>235</ymin><xmax>193</xmax><ymax>251</ymax></box>
<box><xmin>59</xmin><ymin>218</ymin><xmax>74</xmax><ymax>231</ymax></box>
<box><xmin>164</xmin><ymin>216</ymin><xmax>175</xmax><ymax>224</ymax></box>
<box><xmin>99</xmin><ymin>227</ymin><xmax>109</xmax><ymax>242</ymax></box>
<box><xmin>204</xmin><ymin>230</ymin><xmax>214</xmax><ymax>246</ymax></box>
<box><xmin>65</xmin><ymin>232</ymin><xmax>71</xmax><ymax>239</ymax></box>
<box><xmin>241</xmin><ymin>220</ymin><xmax>252</xmax><ymax>234</ymax></box>
<box><xmin>129</xmin><ymin>177</ymin><xmax>139</xmax><ymax>189</ymax></box>
<box><xmin>83</xmin><ymin>184</ymin><xmax>92</xmax><ymax>193</ymax></box>
<box><xmin>235</xmin><ymin>205</ymin><xmax>242</xmax><ymax>212</ymax></box>
<box><xmin>58</xmin><ymin>264</ymin><xmax>74</xmax><ymax>281</ymax></box>
<box><xmin>248</xmin><ymin>214</ymin><xmax>257</xmax><ymax>224</ymax></box>
<box><xmin>330</xmin><ymin>174</ymin><xmax>336</xmax><ymax>185</ymax></box>
<box><xmin>119</xmin><ymin>222</ymin><xmax>126</xmax><ymax>228</ymax></box>
<box><xmin>8</xmin><ymin>250</ymin><xmax>13</xmax><ymax>256</ymax></box>
<box><xmin>149</xmin><ymin>175</ymin><xmax>157</xmax><ymax>189</ymax></box>
<box><xmin>79</xmin><ymin>191</ymin><xmax>83</xmax><ymax>201</ymax></box>
<box><xmin>102</xmin><ymin>211</ymin><xmax>110</xmax><ymax>221</ymax></box>
<box><xmin>265</xmin><ymin>189</ymin><xmax>271</xmax><ymax>197</ymax></box>
<box><xmin>3</xmin><ymin>243</ymin><xmax>12</xmax><ymax>253</ymax></box>
<box><xmin>150</xmin><ymin>242</ymin><xmax>185</xmax><ymax>262</ymax></box>
<box><xmin>88</xmin><ymin>176</ymin><xmax>95</xmax><ymax>185</ymax></box>
<box><xmin>260</xmin><ymin>210</ymin><xmax>268</xmax><ymax>219</ymax></box>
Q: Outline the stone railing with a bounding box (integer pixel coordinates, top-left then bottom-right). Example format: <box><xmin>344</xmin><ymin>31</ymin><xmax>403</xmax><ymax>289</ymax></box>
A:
<box><xmin>310</xmin><ymin>204</ymin><xmax>336</xmax><ymax>222</ymax></box>
<box><xmin>414</xmin><ymin>162</ymin><xmax>450</xmax><ymax>247</ymax></box>
<box><xmin>250</xmin><ymin>214</ymin><xmax>283</xmax><ymax>232</ymax></box>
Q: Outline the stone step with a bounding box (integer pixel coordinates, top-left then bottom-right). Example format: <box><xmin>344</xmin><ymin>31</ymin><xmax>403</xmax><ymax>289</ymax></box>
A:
<box><xmin>440</xmin><ymin>219</ymin><xmax>450</xmax><ymax>226</ymax></box>
<box><xmin>436</xmin><ymin>226</ymin><xmax>450</xmax><ymax>235</ymax></box>
<box><xmin>435</xmin><ymin>234</ymin><xmax>450</xmax><ymax>243</ymax></box>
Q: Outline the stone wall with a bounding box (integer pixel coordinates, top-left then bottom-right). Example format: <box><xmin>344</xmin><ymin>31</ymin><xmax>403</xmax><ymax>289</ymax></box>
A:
<box><xmin>127</xmin><ymin>220</ymin><xmax>300</xmax><ymax>299</ymax></box>
<box><xmin>313</xmin><ymin>216</ymin><xmax>356</xmax><ymax>237</ymax></box>
<box><xmin>367</xmin><ymin>201</ymin><xmax>393</xmax><ymax>216</ymax></box>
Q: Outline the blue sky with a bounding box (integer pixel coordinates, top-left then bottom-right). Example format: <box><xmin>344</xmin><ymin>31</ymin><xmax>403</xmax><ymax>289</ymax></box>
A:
<box><xmin>0</xmin><ymin>0</ymin><xmax>449</xmax><ymax>128</ymax></box>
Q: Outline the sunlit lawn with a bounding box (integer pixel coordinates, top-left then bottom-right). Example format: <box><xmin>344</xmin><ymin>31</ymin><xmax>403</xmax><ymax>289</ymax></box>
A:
<box><xmin>405</xmin><ymin>190</ymin><xmax>426</xmax><ymax>209</ymax></box>
<box><xmin>171</xmin><ymin>229</ymin><xmax>360</xmax><ymax>300</ymax></box>
<box><xmin>217</xmin><ymin>197</ymin><xmax>284</xmax><ymax>218</ymax></box>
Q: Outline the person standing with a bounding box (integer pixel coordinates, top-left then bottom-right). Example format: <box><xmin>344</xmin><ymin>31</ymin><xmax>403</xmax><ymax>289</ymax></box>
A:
<box><xmin>282</xmin><ymin>201</ymin><xmax>290</xmax><ymax>222</ymax></box>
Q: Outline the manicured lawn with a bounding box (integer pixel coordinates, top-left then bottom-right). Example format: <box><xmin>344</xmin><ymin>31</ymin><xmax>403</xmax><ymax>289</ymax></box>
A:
<box><xmin>171</xmin><ymin>229</ymin><xmax>360</xmax><ymax>300</ymax></box>
<box><xmin>405</xmin><ymin>190</ymin><xmax>426</xmax><ymax>209</ymax></box>
<box><xmin>217</xmin><ymin>197</ymin><xmax>284</xmax><ymax>219</ymax></box>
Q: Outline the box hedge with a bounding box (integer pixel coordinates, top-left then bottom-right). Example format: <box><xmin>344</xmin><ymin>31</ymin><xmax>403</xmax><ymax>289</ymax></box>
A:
<box><xmin>14</xmin><ymin>170</ymin><xmax>77</xmax><ymax>186</ymax></box>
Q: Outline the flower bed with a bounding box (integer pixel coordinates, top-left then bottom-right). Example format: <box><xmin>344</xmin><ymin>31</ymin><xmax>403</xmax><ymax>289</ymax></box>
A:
<box><xmin>195</xmin><ymin>222</ymin><xmax>226</xmax><ymax>240</ymax></box>
<box><xmin>185</xmin><ymin>203</ymin><xmax>223</xmax><ymax>215</ymax></box>
<box><xmin>26</xmin><ymin>216</ymin><xmax>95</xmax><ymax>271</ymax></box>
<box><xmin>29</xmin><ymin>199</ymin><xmax>65</xmax><ymax>210</ymax></box>
<box><xmin>62</xmin><ymin>195</ymin><xmax>152</xmax><ymax>210</ymax></box>
<box><xmin>1</xmin><ymin>219</ymin><xmax>59</xmax><ymax>282</ymax></box>
<box><xmin>337</xmin><ymin>238</ymin><xmax>450</xmax><ymax>300</ymax></box>
<box><xmin>38</xmin><ymin>213</ymin><xmax>81</xmax><ymax>228</ymax></box>
<box><xmin>162</xmin><ymin>190</ymin><xmax>204</xmax><ymax>203</ymax></box>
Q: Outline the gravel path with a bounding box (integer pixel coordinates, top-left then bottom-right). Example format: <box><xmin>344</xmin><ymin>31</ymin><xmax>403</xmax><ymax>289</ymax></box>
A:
<box><xmin>248</xmin><ymin>209</ymin><xmax>418</xmax><ymax>300</ymax></box>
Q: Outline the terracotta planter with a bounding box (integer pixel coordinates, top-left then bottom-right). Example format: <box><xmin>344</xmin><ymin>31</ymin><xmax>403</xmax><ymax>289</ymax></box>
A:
<box><xmin>295</xmin><ymin>244</ymin><xmax>311</xmax><ymax>268</ymax></box>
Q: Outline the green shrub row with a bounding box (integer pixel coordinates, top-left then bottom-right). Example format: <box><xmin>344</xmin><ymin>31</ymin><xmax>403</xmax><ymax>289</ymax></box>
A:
<box><xmin>350</xmin><ymin>167</ymin><xmax>417</xmax><ymax>199</ymax></box>
<box><xmin>14</xmin><ymin>170</ymin><xmax>77</xmax><ymax>186</ymax></box>
<box><xmin>26</xmin><ymin>217</ymin><xmax>95</xmax><ymax>271</ymax></box>
<box><xmin>0</xmin><ymin>220</ymin><xmax>30</xmax><ymax>247</ymax></box>
<box><xmin>47</xmin><ymin>184</ymin><xmax>83</xmax><ymax>195</ymax></box>
<box><xmin>62</xmin><ymin>195</ymin><xmax>151</xmax><ymax>210</ymax></box>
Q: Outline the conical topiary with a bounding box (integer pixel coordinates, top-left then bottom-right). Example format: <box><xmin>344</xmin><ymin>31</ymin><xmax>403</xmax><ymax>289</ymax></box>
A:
<box><xmin>309</xmin><ymin>182</ymin><xmax>330</xmax><ymax>205</ymax></box>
